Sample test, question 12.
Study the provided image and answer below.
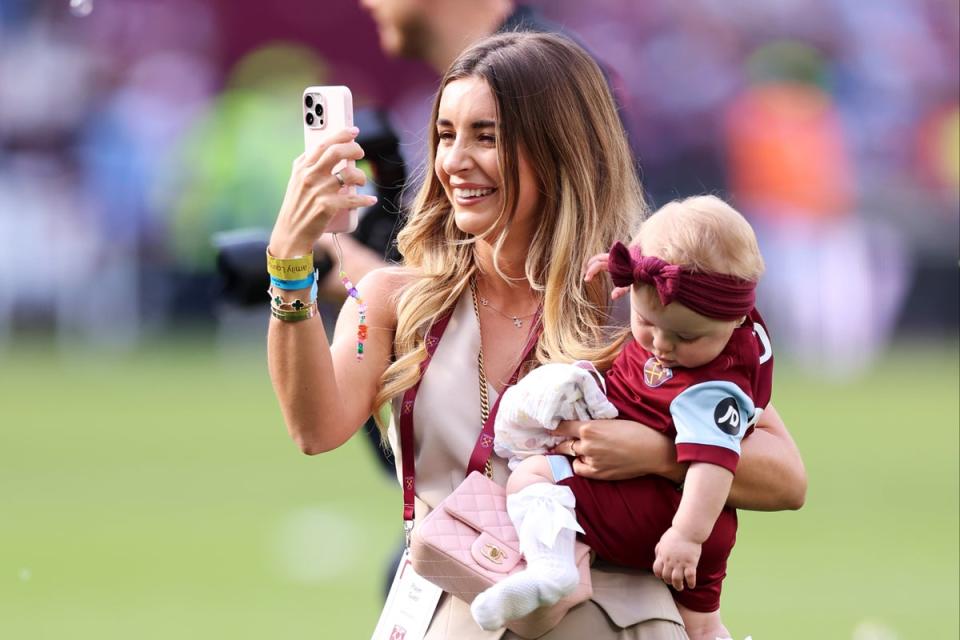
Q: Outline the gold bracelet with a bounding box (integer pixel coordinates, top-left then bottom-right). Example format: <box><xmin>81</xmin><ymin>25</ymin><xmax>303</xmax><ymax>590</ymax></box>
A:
<box><xmin>266</xmin><ymin>248</ymin><xmax>314</xmax><ymax>281</ymax></box>
<box><xmin>271</xmin><ymin>293</ymin><xmax>314</xmax><ymax>312</ymax></box>
<box><xmin>270</xmin><ymin>302</ymin><xmax>317</xmax><ymax>322</ymax></box>
<box><xmin>269</xmin><ymin>286</ymin><xmax>317</xmax><ymax>319</ymax></box>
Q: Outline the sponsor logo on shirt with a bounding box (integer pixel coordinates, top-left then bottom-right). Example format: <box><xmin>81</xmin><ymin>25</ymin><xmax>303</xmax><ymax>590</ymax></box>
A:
<box><xmin>714</xmin><ymin>397</ymin><xmax>741</xmax><ymax>435</ymax></box>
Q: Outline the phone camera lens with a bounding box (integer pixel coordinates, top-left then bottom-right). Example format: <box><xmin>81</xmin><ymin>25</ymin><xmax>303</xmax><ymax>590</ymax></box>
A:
<box><xmin>315</xmin><ymin>104</ymin><xmax>324</xmax><ymax>117</ymax></box>
<box><xmin>305</xmin><ymin>113</ymin><xmax>315</xmax><ymax>126</ymax></box>
<box><xmin>305</xmin><ymin>95</ymin><xmax>314</xmax><ymax>108</ymax></box>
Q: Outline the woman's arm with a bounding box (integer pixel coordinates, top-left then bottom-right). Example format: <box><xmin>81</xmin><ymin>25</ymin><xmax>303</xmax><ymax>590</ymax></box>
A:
<box><xmin>551</xmin><ymin>403</ymin><xmax>806</xmax><ymax>511</ymax></box>
<box><xmin>268</xmin><ymin>267</ymin><xmax>402</xmax><ymax>454</ymax></box>
<box><xmin>727</xmin><ymin>404</ymin><xmax>807</xmax><ymax>511</ymax></box>
<box><xmin>266</xmin><ymin>125</ymin><xmax>396</xmax><ymax>455</ymax></box>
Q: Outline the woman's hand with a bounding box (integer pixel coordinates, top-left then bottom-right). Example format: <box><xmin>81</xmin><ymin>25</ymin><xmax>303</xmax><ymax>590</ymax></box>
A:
<box><xmin>548</xmin><ymin>419</ymin><xmax>685</xmax><ymax>482</ymax></box>
<box><xmin>269</xmin><ymin>127</ymin><xmax>378</xmax><ymax>258</ymax></box>
<box><xmin>551</xmin><ymin>407</ymin><xmax>806</xmax><ymax>511</ymax></box>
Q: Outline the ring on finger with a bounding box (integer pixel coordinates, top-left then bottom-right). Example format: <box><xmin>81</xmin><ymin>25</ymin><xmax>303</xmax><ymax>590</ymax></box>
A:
<box><xmin>334</xmin><ymin>170</ymin><xmax>346</xmax><ymax>188</ymax></box>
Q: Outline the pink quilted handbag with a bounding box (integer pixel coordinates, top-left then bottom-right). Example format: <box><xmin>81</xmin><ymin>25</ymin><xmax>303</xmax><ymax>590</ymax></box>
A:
<box><xmin>409</xmin><ymin>471</ymin><xmax>592</xmax><ymax>639</ymax></box>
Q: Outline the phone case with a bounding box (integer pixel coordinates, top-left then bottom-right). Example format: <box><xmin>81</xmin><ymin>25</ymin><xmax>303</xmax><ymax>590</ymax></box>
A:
<box><xmin>303</xmin><ymin>85</ymin><xmax>358</xmax><ymax>234</ymax></box>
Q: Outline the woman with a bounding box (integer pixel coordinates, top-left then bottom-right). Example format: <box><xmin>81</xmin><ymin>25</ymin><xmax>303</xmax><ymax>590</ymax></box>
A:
<box><xmin>268</xmin><ymin>33</ymin><xmax>806</xmax><ymax>639</ymax></box>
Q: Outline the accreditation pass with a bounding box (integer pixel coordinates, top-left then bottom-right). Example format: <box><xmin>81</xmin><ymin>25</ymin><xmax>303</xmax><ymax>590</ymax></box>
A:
<box><xmin>371</xmin><ymin>549</ymin><xmax>442</xmax><ymax>640</ymax></box>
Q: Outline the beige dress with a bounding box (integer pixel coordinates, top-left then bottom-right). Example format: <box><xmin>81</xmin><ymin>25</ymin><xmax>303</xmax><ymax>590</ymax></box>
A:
<box><xmin>388</xmin><ymin>293</ymin><xmax>688</xmax><ymax>640</ymax></box>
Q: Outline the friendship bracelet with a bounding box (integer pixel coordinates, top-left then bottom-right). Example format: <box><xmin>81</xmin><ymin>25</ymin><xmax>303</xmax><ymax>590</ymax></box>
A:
<box><xmin>266</xmin><ymin>249</ymin><xmax>314</xmax><ymax>281</ymax></box>
<box><xmin>270</xmin><ymin>273</ymin><xmax>315</xmax><ymax>290</ymax></box>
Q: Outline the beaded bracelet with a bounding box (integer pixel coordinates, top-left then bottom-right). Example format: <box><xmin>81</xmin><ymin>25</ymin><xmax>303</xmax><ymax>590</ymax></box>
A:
<box><xmin>266</xmin><ymin>249</ymin><xmax>314</xmax><ymax>281</ymax></box>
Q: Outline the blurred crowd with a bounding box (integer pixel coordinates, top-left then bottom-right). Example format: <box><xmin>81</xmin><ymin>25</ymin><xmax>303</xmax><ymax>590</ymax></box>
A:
<box><xmin>0</xmin><ymin>0</ymin><xmax>957</xmax><ymax>373</ymax></box>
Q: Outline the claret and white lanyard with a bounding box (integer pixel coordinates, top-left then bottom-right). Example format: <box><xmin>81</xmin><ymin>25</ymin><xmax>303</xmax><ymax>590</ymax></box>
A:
<box><xmin>397</xmin><ymin>309</ymin><xmax>541</xmax><ymax>546</ymax></box>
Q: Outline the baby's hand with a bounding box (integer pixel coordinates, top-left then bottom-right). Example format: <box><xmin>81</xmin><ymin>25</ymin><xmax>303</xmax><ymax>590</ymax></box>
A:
<box><xmin>582</xmin><ymin>252</ymin><xmax>630</xmax><ymax>300</ymax></box>
<box><xmin>652</xmin><ymin>526</ymin><xmax>701</xmax><ymax>591</ymax></box>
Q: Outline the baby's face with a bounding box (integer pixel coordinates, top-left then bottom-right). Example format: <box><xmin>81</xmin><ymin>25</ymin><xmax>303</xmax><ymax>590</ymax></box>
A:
<box><xmin>630</xmin><ymin>286</ymin><xmax>740</xmax><ymax>369</ymax></box>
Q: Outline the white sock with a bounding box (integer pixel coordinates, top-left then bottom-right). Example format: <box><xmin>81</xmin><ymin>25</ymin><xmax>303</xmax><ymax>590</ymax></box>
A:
<box><xmin>471</xmin><ymin>483</ymin><xmax>582</xmax><ymax>631</ymax></box>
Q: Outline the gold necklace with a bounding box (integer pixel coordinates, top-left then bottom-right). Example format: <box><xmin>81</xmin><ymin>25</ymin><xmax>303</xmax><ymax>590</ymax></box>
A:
<box><xmin>475</xmin><ymin>286</ymin><xmax>537</xmax><ymax>329</ymax></box>
<box><xmin>470</xmin><ymin>280</ymin><xmax>495</xmax><ymax>479</ymax></box>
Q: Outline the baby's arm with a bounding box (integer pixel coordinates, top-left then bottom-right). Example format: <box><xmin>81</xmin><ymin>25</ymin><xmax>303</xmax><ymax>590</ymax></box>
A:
<box><xmin>654</xmin><ymin>379</ymin><xmax>755</xmax><ymax>589</ymax></box>
<box><xmin>653</xmin><ymin>463</ymin><xmax>733</xmax><ymax>590</ymax></box>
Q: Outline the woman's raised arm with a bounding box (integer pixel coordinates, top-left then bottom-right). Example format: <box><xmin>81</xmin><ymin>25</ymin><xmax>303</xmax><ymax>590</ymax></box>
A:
<box><xmin>268</xmin><ymin>267</ymin><xmax>403</xmax><ymax>454</ymax></box>
<box><xmin>266</xmin><ymin>125</ymin><xmax>397</xmax><ymax>455</ymax></box>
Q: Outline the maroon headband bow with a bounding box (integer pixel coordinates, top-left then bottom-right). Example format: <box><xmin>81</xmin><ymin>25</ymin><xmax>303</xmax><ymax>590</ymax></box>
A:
<box><xmin>607</xmin><ymin>241</ymin><xmax>756</xmax><ymax>320</ymax></box>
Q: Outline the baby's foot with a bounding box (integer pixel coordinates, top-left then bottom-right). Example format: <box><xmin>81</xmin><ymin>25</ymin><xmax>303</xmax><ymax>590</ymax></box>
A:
<box><xmin>470</xmin><ymin>568</ymin><xmax>578</xmax><ymax>630</ymax></box>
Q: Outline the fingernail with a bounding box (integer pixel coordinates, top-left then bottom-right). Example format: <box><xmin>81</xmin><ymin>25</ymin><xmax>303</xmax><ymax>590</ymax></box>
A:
<box><xmin>350</xmin><ymin>126</ymin><xmax>360</xmax><ymax>135</ymax></box>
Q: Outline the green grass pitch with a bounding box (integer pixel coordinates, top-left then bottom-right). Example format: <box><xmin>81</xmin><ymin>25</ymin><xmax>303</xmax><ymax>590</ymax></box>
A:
<box><xmin>1</xmin><ymin>338</ymin><xmax>957</xmax><ymax>639</ymax></box>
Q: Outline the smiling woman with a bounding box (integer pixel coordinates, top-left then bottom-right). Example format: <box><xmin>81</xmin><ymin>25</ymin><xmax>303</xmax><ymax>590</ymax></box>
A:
<box><xmin>266</xmin><ymin>31</ymin><xmax>806</xmax><ymax>640</ymax></box>
<box><xmin>386</xmin><ymin>31</ymin><xmax>644</xmax><ymax>386</ymax></box>
<box><xmin>434</xmin><ymin>78</ymin><xmax>541</xmax><ymax>247</ymax></box>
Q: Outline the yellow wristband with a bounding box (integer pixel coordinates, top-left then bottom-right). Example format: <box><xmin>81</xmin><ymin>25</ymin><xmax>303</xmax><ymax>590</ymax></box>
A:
<box><xmin>266</xmin><ymin>249</ymin><xmax>314</xmax><ymax>280</ymax></box>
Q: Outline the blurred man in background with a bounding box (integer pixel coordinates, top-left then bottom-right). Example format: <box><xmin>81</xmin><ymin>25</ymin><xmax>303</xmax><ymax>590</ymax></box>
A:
<box><xmin>363</xmin><ymin>0</ymin><xmax>536</xmax><ymax>73</ymax></box>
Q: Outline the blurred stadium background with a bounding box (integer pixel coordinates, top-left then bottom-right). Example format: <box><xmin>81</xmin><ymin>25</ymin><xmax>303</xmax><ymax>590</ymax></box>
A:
<box><xmin>1</xmin><ymin>1</ymin><xmax>957</xmax><ymax>638</ymax></box>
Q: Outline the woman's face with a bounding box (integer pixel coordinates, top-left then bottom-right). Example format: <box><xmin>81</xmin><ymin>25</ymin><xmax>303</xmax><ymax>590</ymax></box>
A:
<box><xmin>434</xmin><ymin>77</ymin><xmax>540</xmax><ymax>240</ymax></box>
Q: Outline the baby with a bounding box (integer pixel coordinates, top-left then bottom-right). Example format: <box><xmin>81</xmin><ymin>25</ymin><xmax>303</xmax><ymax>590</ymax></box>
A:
<box><xmin>472</xmin><ymin>195</ymin><xmax>773</xmax><ymax>640</ymax></box>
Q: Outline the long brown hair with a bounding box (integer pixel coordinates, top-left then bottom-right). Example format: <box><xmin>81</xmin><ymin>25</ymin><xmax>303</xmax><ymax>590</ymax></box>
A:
<box><xmin>373</xmin><ymin>32</ymin><xmax>646</xmax><ymax>427</ymax></box>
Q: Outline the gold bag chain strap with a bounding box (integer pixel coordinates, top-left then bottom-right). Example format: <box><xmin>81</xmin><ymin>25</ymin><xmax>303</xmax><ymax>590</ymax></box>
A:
<box><xmin>470</xmin><ymin>279</ymin><xmax>495</xmax><ymax>479</ymax></box>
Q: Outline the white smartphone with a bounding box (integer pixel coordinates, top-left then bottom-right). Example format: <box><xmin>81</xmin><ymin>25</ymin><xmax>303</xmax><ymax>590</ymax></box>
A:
<box><xmin>303</xmin><ymin>85</ymin><xmax>358</xmax><ymax>234</ymax></box>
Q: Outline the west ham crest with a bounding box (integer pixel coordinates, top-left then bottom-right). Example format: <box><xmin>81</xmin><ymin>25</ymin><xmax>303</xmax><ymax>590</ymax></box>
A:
<box><xmin>643</xmin><ymin>357</ymin><xmax>673</xmax><ymax>388</ymax></box>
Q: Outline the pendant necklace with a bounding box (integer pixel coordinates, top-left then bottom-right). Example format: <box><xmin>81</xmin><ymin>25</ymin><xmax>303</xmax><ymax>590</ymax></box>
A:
<box><xmin>475</xmin><ymin>289</ymin><xmax>537</xmax><ymax>329</ymax></box>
